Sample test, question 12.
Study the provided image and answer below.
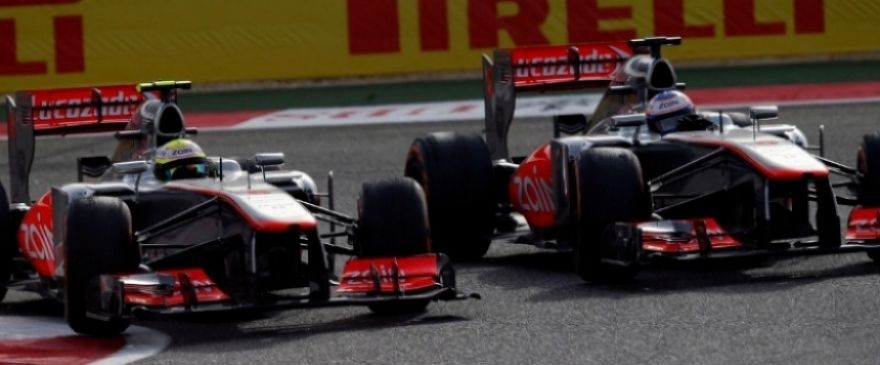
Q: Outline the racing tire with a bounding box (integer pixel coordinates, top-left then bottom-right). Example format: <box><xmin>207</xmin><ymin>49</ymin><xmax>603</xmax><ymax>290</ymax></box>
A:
<box><xmin>405</xmin><ymin>132</ymin><xmax>494</xmax><ymax>260</ymax></box>
<box><xmin>357</xmin><ymin>177</ymin><xmax>431</xmax><ymax>258</ymax></box>
<box><xmin>357</xmin><ymin>177</ymin><xmax>432</xmax><ymax>315</ymax></box>
<box><xmin>868</xmin><ymin>251</ymin><xmax>880</xmax><ymax>265</ymax></box>
<box><xmin>574</xmin><ymin>148</ymin><xmax>652</xmax><ymax>283</ymax></box>
<box><xmin>0</xmin><ymin>181</ymin><xmax>10</xmax><ymax>303</ymax></box>
<box><xmin>857</xmin><ymin>132</ymin><xmax>880</xmax><ymax>205</ymax></box>
<box><xmin>65</xmin><ymin>197</ymin><xmax>139</xmax><ymax>336</ymax></box>
<box><xmin>858</xmin><ymin>133</ymin><xmax>880</xmax><ymax>263</ymax></box>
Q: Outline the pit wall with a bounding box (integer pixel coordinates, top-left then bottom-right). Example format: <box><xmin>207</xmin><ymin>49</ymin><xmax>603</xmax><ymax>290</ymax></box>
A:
<box><xmin>1</xmin><ymin>0</ymin><xmax>878</xmax><ymax>93</ymax></box>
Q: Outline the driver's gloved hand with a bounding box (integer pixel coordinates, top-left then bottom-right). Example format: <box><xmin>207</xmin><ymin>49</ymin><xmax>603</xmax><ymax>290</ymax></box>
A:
<box><xmin>677</xmin><ymin>114</ymin><xmax>715</xmax><ymax>131</ymax></box>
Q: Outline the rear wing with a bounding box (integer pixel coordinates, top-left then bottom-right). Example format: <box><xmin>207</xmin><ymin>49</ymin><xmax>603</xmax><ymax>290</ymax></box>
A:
<box><xmin>6</xmin><ymin>84</ymin><xmax>145</xmax><ymax>136</ymax></box>
<box><xmin>4</xmin><ymin>82</ymin><xmax>193</xmax><ymax>204</ymax></box>
<box><xmin>483</xmin><ymin>41</ymin><xmax>631</xmax><ymax>160</ymax></box>
<box><xmin>4</xmin><ymin>84</ymin><xmax>148</xmax><ymax>203</ymax></box>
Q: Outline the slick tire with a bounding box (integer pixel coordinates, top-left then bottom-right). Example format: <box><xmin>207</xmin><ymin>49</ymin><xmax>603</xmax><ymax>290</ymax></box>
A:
<box><xmin>65</xmin><ymin>197</ymin><xmax>139</xmax><ymax>336</ymax></box>
<box><xmin>574</xmin><ymin>148</ymin><xmax>652</xmax><ymax>283</ymax></box>
<box><xmin>357</xmin><ymin>177</ymin><xmax>431</xmax><ymax>258</ymax></box>
<box><xmin>357</xmin><ymin>177</ymin><xmax>432</xmax><ymax>315</ymax></box>
<box><xmin>0</xmin><ymin>181</ymin><xmax>10</xmax><ymax>303</ymax></box>
<box><xmin>405</xmin><ymin>132</ymin><xmax>494</xmax><ymax>260</ymax></box>
<box><xmin>857</xmin><ymin>133</ymin><xmax>880</xmax><ymax>205</ymax></box>
<box><xmin>868</xmin><ymin>251</ymin><xmax>880</xmax><ymax>265</ymax></box>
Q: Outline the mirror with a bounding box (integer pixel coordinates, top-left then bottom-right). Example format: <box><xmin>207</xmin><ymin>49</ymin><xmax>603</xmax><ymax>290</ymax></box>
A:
<box><xmin>112</xmin><ymin>160</ymin><xmax>149</xmax><ymax>175</ymax></box>
<box><xmin>611</xmin><ymin>113</ymin><xmax>647</xmax><ymax>128</ymax></box>
<box><xmin>749</xmin><ymin>105</ymin><xmax>778</xmax><ymax>121</ymax></box>
<box><xmin>254</xmin><ymin>153</ymin><xmax>285</xmax><ymax>167</ymax></box>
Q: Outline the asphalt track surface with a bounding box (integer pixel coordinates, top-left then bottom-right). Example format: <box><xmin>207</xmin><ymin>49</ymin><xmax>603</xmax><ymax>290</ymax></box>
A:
<box><xmin>3</xmin><ymin>101</ymin><xmax>880</xmax><ymax>365</ymax></box>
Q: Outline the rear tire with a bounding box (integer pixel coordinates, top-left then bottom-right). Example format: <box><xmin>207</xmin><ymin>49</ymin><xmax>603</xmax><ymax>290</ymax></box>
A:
<box><xmin>405</xmin><ymin>132</ymin><xmax>494</xmax><ymax>259</ymax></box>
<box><xmin>0</xmin><ymin>181</ymin><xmax>10</xmax><ymax>303</ymax></box>
<box><xmin>574</xmin><ymin>148</ymin><xmax>651</xmax><ymax>283</ymax></box>
<box><xmin>65</xmin><ymin>197</ymin><xmax>139</xmax><ymax>336</ymax></box>
<box><xmin>857</xmin><ymin>133</ymin><xmax>880</xmax><ymax>205</ymax></box>
<box><xmin>357</xmin><ymin>177</ymin><xmax>431</xmax><ymax>258</ymax></box>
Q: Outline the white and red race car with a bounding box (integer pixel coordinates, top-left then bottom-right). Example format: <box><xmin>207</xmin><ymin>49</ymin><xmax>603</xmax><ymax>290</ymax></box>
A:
<box><xmin>403</xmin><ymin>37</ymin><xmax>880</xmax><ymax>282</ymax></box>
<box><xmin>1</xmin><ymin>81</ymin><xmax>471</xmax><ymax>336</ymax></box>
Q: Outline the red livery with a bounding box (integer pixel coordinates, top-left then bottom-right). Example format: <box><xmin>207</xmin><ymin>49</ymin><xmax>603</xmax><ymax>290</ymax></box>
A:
<box><xmin>20</xmin><ymin>84</ymin><xmax>147</xmax><ymax>135</ymax></box>
<box><xmin>507</xmin><ymin>41</ymin><xmax>630</xmax><ymax>87</ymax></box>
<box><xmin>338</xmin><ymin>255</ymin><xmax>442</xmax><ymax>294</ymax></box>
<box><xmin>639</xmin><ymin>218</ymin><xmax>742</xmax><ymax>255</ymax></box>
<box><xmin>509</xmin><ymin>144</ymin><xmax>555</xmax><ymax>229</ymax></box>
<box><xmin>114</xmin><ymin>268</ymin><xmax>230</xmax><ymax>308</ymax></box>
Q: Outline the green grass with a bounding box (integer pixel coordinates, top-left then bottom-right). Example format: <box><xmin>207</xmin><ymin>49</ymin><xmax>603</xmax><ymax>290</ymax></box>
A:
<box><xmin>679</xmin><ymin>60</ymin><xmax>880</xmax><ymax>88</ymax></box>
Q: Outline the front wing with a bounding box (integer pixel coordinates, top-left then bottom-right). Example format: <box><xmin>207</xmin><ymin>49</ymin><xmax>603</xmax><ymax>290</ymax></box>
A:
<box><xmin>92</xmin><ymin>254</ymin><xmax>469</xmax><ymax>317</ymax></box>
<box><xmin>602</xmin><ymin>211</ymin><xmax>880</xmax><ymax>266</ymax></box>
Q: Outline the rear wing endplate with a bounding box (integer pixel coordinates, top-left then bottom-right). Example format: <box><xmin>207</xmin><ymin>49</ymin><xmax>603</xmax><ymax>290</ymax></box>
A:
<box><xmin>483</xmin><ymin>41</ymin><xmax>631</xmax><ymax>160</ymax></box>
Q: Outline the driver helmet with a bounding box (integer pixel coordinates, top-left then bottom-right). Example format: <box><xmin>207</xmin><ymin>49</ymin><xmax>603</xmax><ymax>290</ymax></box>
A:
<box><xmin>645</xmin><ymin>90</ymin><xmax>695</xmax><ymax>135</ymax></box>
<box><xmin>153</xmin><ymin>138</ymin><xmax>208</xmax><ymax>181</ymax></box>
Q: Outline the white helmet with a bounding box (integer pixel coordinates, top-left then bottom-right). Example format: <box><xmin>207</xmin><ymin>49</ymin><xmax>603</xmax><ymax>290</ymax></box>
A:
<box><xmin>646</xmin><ymin>90</ymin><xmax>695</xmax><ymax>135</ymax></box>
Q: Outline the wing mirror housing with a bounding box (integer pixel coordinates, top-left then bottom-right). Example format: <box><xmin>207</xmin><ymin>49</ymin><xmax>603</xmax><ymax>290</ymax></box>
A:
<box><xmin>749</xmin><ymin>105</ymin><xmax>779</xmax><ymax>134</ymax></box>
<box><xmin>253</xmin><ymin>153</ymin><xmax>285</xmax><ymax>167</ymax></box>
<box><xmin>749</xmin><ymin>105</ymin><xmax>779</xmax><ymax>121</ymax></box>
<box><xmin>112</xmin><ymin>160</ymin><xmax>149</xmax><ymax>200</ymax></box>
<box><xmin>611</xmin><ymin>113</ymin><xmax>647</xmax><ymax>128</ymax></box>
<box><xmin>611</xmin><ymin>113</ymin><xmax>648</xmax><ymax>146</ymax></box>
<box><xmin>252</xmin><ymin>153</ymin><xmax>285</xmax><ymax>185</ymax></box>
<box><xmin>112</xmin><ymin>160</ymin><xmax>149</xmax><ymax>175</ymax></box>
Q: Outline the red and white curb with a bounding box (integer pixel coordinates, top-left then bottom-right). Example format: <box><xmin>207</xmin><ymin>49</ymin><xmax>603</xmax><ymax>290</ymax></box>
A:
<box><xmin>0</xmin><ymin>315</ymin><xmax>170</xmax><ymax>365</ymax></box>
<box><xmin>225</xmin><ymin>94</ymin><xmax>602</xmax><ymax>130</ymax></box>
<box><xmin>189</xmin><ymin>80</ymin><xmax>880</xmax><ymax>131</ymax></box>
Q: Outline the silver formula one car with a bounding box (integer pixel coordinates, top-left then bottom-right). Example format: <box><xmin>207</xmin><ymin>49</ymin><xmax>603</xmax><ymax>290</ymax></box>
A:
<box><xmin>1</xmin><ymin>81</ymin><xmax>470</xmax><ymax>336</ymax></box>
<box><xmin>403</xmin><ymin>37</ymin><xmax>880</xmax><ymax>283</ymax></box>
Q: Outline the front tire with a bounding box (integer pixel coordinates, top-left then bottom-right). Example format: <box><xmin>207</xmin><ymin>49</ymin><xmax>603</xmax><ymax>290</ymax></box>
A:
<box><xmin>405</xmin><ymin>132</ymin><xmax>494</xmax><ymax>259</ymax></box>
<box><xmin>65</xmin><ymin>197</ymin><xmax>139</xmax><ymax>336</ymax></box>
<box><xmin>857</xmin><ymin>132</ymin><xmax>880</xmax><ymax>205</ymax></box>
<box><xmin>357</xmin><ymin>177</ymin><xmax>431</xmax><ymax>258</ymax></box>
<box><xmin>357</xmin><ymin>177</ymin><xmax>432</xmax><ymax>314</ymax></box>
<box><xmin>574</xmin><ymin>148</ymin><xmax>651</xmax><ymax>283</ymax></box>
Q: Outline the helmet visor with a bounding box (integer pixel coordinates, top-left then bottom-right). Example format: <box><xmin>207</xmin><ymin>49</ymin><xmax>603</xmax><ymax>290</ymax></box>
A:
<box><xmin>159</xmin><ymin>162</ymin><xmax>207</xmax><ymax>181</ymax></box>
<box><xmin>653</xmin><ymin>115</ymin><xmax>683</xmax><ymax>134</ymax></box>
<box><xmin>166</xmin><ymin>163</ymin><xmax>207</xmax><ymax>180</ymax></box>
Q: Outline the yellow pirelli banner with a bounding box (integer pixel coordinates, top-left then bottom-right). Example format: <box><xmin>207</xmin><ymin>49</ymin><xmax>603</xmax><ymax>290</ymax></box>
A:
<box><xmin>1</xmin><ymin>0</ymin><xmax>879</xmax><ymax>92</ymax></box>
